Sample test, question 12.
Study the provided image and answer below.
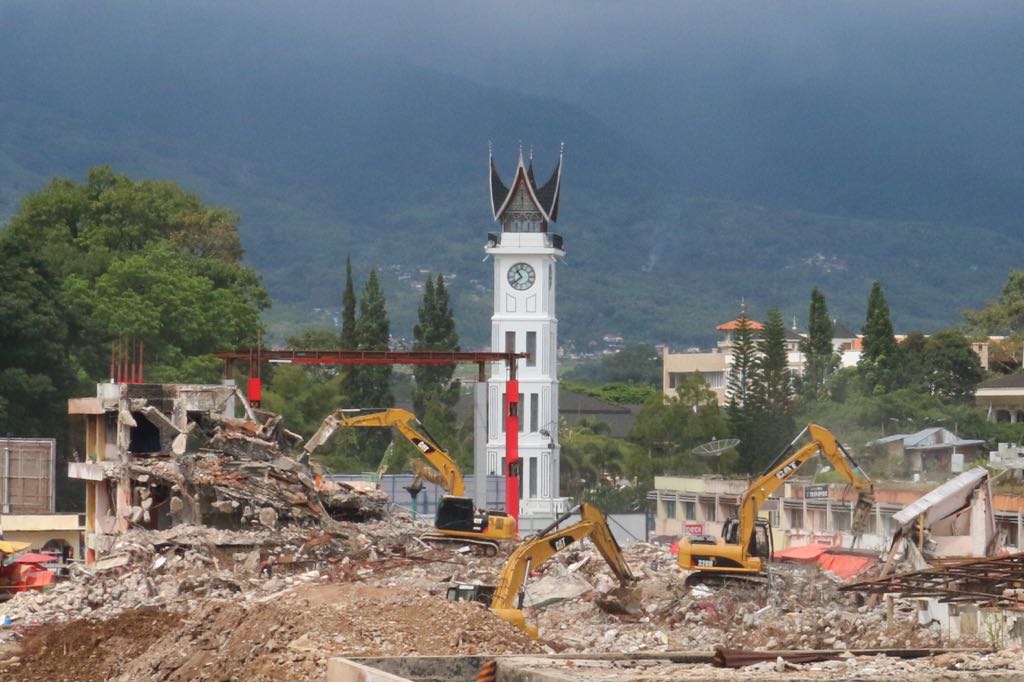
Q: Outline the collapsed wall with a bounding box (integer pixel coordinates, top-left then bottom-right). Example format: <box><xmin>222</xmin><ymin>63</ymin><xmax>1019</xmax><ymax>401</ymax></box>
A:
<box><xmin>68</xmin><ymin>382</ymin><xmax>386</xmax><ymax>562</ymax></box>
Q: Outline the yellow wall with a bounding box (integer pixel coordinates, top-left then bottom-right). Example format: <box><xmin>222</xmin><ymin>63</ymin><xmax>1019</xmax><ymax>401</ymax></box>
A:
<box><xmin>2</xmin><ymin>530</ymin><xmax>82</xmax><ymax>555</ymax></box>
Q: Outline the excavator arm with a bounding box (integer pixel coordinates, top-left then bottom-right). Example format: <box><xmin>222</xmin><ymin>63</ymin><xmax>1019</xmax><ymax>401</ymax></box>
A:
<box><xmin>735</xmin><ymin>423</ymin><xmax>875</xmax><ymax>559</ymax></box>
<box><xmin>678</xmin><ymin>423</ymin><xmax>874</xmax><ymax>578</ymax></box>
<box><xmin>302</xmin><ymin>408</ymin><xmax>464</xmax><ymax>496</ymax></box>
<box><xmin>489</xmin><ymin>503</ymin><xmax>635</xmax><ymax>637</ymax></box>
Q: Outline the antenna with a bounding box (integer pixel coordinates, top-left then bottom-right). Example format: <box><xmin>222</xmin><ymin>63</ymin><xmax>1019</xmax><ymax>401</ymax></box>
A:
<box><xmin>691</xmin><ymin>439</ymin><xmax>740</xmax><ymax>457</ymax></box>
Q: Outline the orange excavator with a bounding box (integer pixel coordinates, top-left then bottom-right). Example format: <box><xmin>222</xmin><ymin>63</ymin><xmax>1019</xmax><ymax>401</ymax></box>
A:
<box><xmin>302</xmin><ymin>408</ymin><xmax>516</xmax><ymax>554</ymax></box>
<box><xmin>676</xmin><ymin>423</ymin><xmax>874</xmax><ymax>584</ymax></box>
<box><xmin>447</xmin><ymin>502</ymin><xmax>638</xmax><ymax>638</ymax></box>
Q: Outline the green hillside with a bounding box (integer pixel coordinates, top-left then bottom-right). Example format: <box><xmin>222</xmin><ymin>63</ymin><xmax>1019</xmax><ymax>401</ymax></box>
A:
<box><xmin>1</xmin><ymin>5</ymin><xmax>1019</xmax><ymax>348</ymax></box>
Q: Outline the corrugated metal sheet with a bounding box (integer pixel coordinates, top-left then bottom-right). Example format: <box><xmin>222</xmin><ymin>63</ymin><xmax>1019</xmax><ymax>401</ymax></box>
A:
<box><xmin>891</xmin><ymin>466</ymin><xmax>988</xmax><ymax>532</ymax></box>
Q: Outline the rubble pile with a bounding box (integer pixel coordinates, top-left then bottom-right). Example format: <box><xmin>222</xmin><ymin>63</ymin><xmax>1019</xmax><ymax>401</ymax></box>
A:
<box><xmin>527</xmin><ymin>543</ymin><xmax>949</xmax><ymax>654</ymax></box>
<box><xmin>121</xmin><ymin>411</ymin><xmax>388</xmax><ymax>529</ymax></box>
<box><xmin>0</xmin><ymin>516</ymin><xmax>428</xmax><ymax>626</ymax></box>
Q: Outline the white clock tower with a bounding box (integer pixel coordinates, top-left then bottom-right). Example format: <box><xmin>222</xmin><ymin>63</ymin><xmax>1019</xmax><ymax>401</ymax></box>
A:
<box><xmin>484</xmin><ymin>145</ymin><xmax>569</xmax><ymax>529</ymax></box>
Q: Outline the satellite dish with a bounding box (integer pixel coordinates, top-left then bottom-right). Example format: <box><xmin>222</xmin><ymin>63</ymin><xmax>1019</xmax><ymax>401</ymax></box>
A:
<box><xmin>692</xmin><ymin>438</ymin><xmax>740</xmax><ymax>457</ymax></box>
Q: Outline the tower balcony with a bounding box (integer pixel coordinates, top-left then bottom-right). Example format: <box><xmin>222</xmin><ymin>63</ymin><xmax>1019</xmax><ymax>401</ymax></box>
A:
<box><xmin>486</xmin><ymin>232</ymin><xmax>564</xmax><ymax>254</ymax></box>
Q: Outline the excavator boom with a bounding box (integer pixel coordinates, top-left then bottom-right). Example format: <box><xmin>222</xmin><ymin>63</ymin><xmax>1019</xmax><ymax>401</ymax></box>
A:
<box><xmin>303</xmin><ymin>407</ymin><xmax>515</xmax><ymax>551</ymax></box>
<box><xmin>678</xmin><ymin>424</ymin><xmax>874</xmax><ymax>578</ymax></box>
<box><xmin>303</xmin><ymin>408</ymin><xmax>464</xmax><ymax>495</ymax></box>
<box><xmin>485</xmin><ymin>503</ymin><xmax>636</xmax><ymax>638</ymax></box>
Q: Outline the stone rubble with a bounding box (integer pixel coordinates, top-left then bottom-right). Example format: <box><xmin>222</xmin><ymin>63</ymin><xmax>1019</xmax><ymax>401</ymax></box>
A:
<box><xmin>0</xmin><ymin>513</ymin><xmax>1016</xmax><ymax>681</ymax></box>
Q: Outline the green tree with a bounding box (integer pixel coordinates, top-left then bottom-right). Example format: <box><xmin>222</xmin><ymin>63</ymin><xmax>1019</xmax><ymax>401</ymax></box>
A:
<box><xmin>800</xmin><ymin>288</ymin><xmax>838</xmax><ymax>401</ymax></box>
<box><xmin>412</xmin><ymin>274</ymin><xmax>460</xmax><ymax>414</ymax></box>
<box><xmin>965</xmin><ymin>270</ymin><xmax>1024</xmax><ymax>372</ymax></box>
<box><xmin>859</xmin><ymin>281</ymin><xmax>899</xmax><ymax>394</ymax></box>
<box><xmin>340</xmin><ymin>256</ymin><xmax>358</xmax><ymax>349</ymax></box>
<box><xmin>600</xmin><ymin>344</ymin><xmax>662</xmax><ymax>385</ymax></box>
<box><xmin>411</xmin><ymin>274</ymin><xmax>463</xmax><ymax>466</ymax></box>
<box><xmin>895</xmin><ymin>331</ymin><xmax>929</xmax><ymax>393</ymax></box>
<box><xmin>347</xmin><ymin>268</ymin><xmax>393</xmax><ymax>465</ymax></box>
<box><xmin>924</xmin><ymin>331</ymin><xmax>984</xmax><ymax>403</ymax></box>
<box><xmin>757</xmin><ymin>309</ymin><xmax>793</xmax><ymax>413</ymax></box>
<box><xmin>631</xmin><ymin>375</ymin><xmax>731</xmax><ymax>477</ymax></box>
<box><xmin>725</xmin><ymin>309</ymin><xmax>762</xmax><ymax>471</ymax></box>
<box><xmin>0</xmin><ymin>167</ymin><xmax>266</xmax><ymax>508</ymax></box>
<box><xmin>748</xmin><ymin>309</ymin><xmax>797</xmax><ymax>473</ymax></box>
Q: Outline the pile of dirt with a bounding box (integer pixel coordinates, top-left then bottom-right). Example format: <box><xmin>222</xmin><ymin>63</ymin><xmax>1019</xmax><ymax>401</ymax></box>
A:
<box><xmin>0</xmin><ymin>582</ymin><xmax>541</xmax><ymax>682</ymax></box>
<box><xmin>0</xmin><ymin>609</ymin><xmax>182</xmax><ymax>682</ymax></box>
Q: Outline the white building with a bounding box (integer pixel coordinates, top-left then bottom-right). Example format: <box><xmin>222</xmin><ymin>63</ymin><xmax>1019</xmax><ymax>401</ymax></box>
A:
<box><xmin>484</xmin><ymin>146</ymin><xmax>570</xmax><ymax>529</ymax></box>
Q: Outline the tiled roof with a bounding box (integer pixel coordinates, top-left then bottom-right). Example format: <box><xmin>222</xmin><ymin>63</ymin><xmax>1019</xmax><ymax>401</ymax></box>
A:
<box><xmin>716</xmin><ymin>318</ymin><xmax>765</xmax><ymax>332</ymax></box>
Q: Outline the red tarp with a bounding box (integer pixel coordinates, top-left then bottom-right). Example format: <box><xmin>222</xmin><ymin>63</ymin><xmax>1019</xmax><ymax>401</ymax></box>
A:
<box><xmin>773</xmin><ymin>543</ymin><xmax>875</xmax><ymax>579</ymax></box>
<box><xmin>11</xmin><ymin>553</ymin><xmax>58</xmax><ymax>565</ymax></box>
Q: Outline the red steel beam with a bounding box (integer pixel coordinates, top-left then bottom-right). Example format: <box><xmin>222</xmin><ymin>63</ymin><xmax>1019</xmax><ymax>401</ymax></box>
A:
<box><xmin>216</xmin><ymin>347</ymin><xmax>530</xmax><ymax>521</ymax></box>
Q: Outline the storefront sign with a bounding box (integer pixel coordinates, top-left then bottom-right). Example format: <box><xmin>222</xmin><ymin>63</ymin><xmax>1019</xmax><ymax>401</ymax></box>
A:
<box><xmin>684</xmin><ymin>523</ymin><xmax>704</xmax><ymax>535</ymax></box>
<box><xmin>804</xmin><ymin>484</ymin><xmax>830</xmax><ymax>500</ymax></box>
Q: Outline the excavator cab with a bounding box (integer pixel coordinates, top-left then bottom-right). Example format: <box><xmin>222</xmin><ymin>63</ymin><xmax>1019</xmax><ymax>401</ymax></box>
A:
<box><xmin>722</xmin><ymin>517</ymin><xmax>772</xmax><ymax>561</ymax></box>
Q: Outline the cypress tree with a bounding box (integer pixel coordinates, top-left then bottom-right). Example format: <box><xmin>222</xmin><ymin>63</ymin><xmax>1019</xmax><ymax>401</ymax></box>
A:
<box><xmin>340</xmin><ymin>256</ymin><xmax>357</xmax><ymax>349</ymax></box>
<box><xmin>859</xmin><ymin>281</ymin><xmax>898</xmax><ymax>394</ymax></box>
<box><xmin>726</xmin><ymin>309</ymin><xmax>760</xmax><ymax>472</ymax></box>
<box><xmin>757</xmin><ymin>308</ymin><xmax>793</xmax><ymax>413</ymax></box>
<box><xmin>348</xmin><ymin>268</ymin><xmax>393</xmax><ymax>465</ymax></box>
<box><xmin>412</xmin><ymin>274</ymin><xmax>463</xmax><ymax>461</ymax></box>
<box><xmin>752</xmin><ymin>308</ymin><xmax>797</xmax><ymax>472</ymax></box>
<box><xmin>799</xmin><ymin>288</ymin><xmax>837</xmax><ymax>400</ymax></box>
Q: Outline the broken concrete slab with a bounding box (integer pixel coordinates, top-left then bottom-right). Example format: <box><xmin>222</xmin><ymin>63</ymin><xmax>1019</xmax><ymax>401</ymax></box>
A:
<box><xmin>522</xmin><ymin>572</ymin><xmax>594</xmax><ymax>608</ymax></box>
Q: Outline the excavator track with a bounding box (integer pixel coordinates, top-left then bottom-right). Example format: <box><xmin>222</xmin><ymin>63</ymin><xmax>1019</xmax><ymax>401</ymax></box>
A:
<box><xmin>684</xmin><ymin>571</ymin><xmax>768</xmax><ymax>589</ymax></box>
<box><xmin>420</xmin><ymin>533</ymin><xmax>500</xmax><ymax>556</ymax></box>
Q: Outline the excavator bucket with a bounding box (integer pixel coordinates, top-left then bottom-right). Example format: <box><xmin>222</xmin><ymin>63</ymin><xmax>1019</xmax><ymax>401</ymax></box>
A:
<box><xmin>595</xmin><ymin>584</ymin><xmax>644</xmax><ymax>616</ymax></box>
<box><xmin>852</xmin><ymin>491</ymin><xmax>875</xmax><ymax>536</ymax></box>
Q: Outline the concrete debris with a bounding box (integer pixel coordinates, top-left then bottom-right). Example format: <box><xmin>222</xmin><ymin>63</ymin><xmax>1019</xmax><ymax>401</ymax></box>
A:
<box><xmin>521</xmin><ymin>568</ymin><xmax>594</xmax><ymax>608</ymax></box>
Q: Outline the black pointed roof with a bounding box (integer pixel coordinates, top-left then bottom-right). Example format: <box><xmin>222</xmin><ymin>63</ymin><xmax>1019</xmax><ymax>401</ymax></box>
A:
<box><xmin>489</xmin><ymin>145</ymin><xmax>563</xmax><ymax>223</ymax></box>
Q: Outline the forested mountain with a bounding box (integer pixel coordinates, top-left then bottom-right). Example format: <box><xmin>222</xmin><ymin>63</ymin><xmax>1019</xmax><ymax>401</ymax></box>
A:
<box><xmin>2</xmin><ymin>2</ymin><xmax>1021</xmax><ymax>348</ymax></box>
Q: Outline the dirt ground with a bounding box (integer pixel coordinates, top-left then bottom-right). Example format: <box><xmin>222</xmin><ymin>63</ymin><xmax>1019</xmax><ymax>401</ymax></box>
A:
<box><xmin>0</xmin><ymin>583</ymin><xmax>541</xmax><ymax>681</ymax></box>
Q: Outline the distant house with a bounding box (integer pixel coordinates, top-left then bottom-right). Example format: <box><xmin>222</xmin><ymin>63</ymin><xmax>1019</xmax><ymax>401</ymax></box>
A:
<box><xmin>866</xmin><ymin>428</ymin><xmax>986</xmax><ymax>479</ymax></box>
<box><xmin>455</xmin><ymin>387</ymin><xmax>641</xmax><ymax>440</ymax></box>
<box><xmin>662</xmin><ymin>317</ymin><xmax>872</xmax><ymax>405</ymax></box>
<box><xmin>558</xmin><ymin>388</ymin><xmax>641</xmax><ymax>439</ymax></box>
<box><xmin>976</xmin><ymin>373</ymin><xmax>1024</xmax><ymax>423</ymax></box>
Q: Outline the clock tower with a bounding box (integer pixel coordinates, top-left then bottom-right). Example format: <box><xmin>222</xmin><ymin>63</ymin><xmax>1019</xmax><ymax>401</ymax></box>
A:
<box><xmin>483</xmin><ymin>145</ymin><xmax>569</xmax><ymax>528</ymax></box>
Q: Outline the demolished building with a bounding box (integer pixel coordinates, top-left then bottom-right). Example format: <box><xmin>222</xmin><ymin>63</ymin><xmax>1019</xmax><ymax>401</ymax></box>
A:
<box><xmin>68</xmin><ymin>382</ymin><xmax>386</xmax><ymax>563</ymax></box>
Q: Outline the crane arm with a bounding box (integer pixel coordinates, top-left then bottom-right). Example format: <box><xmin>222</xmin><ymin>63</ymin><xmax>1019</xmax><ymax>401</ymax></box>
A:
<box><xmin>490</xmin><ymin>503</ymin><xmax>634</xmax><ymax>612</ymax></box>
<box><xmin>301</xmin><ymin>408</ymin><xmax>464</xmax><ymax>496</ymax></box>
<box><xmin>736</xmin><ymin>423</ymin><xmax>874</xmax><ymax>553</ymax></box>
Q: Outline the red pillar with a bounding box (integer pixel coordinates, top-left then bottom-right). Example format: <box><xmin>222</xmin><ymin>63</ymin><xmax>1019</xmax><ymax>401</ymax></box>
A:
<box><xmin>505</xmin><ymin>379</ymin><xmax>520</xmax><ymax>522</ymax></box>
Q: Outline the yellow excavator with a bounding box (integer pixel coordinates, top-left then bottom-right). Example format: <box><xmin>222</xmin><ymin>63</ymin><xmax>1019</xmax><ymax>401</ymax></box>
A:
<box><xmin>447</xmin><ymin>502</ymin><xmax>638</xmax><ymax>638</ymax></box>
<box><xmin>302</xmin><ymin>408</ymin><xmax>516</xmax><ymax>554</ymax></box>
<box><xmin>677</xmin><ymin>423</ymin><xmax>874</xmax><ymax>584</ymax></box>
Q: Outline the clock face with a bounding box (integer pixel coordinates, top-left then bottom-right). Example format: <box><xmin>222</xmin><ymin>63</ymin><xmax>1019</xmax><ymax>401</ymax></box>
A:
<box><xmin>507</xmin><ymin>262</ymin><xmax>536</xmax><ymax>291</ymax></box>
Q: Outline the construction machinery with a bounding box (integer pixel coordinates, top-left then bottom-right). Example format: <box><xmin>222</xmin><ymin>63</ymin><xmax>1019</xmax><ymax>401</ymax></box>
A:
<box><xmin>447</xmin><ymin>502</ymin><xmax>638</xmax><ymax>638</ymax></box>
<box><xmin>302</xmin><ymin>408</ymin><xmax>516</xmax><ymax>554</ymax></box>
<box><xmin>676</xmin><ymin>423</ymin><xmax>874</xmax><ymax>584</ymax></box>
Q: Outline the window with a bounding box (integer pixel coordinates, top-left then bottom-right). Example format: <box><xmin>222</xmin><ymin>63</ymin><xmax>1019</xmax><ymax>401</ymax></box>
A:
<box><xmin>788</xmin><ymin>507</ymin><xmax>804</xmax><ymax>529</ymax></box>
<box><xmin>683</xmin><ymin>501</ymin><xmax>696</xmax><ymax>521</ymax></box>
<box><xmin>704</xmin><ymin>372</ymin><xmax>724</xmax><ymax>389</ymax></box>
<box><xmin>529</xmin><ymin>457</ymin><xmax>538</xmax><ymax>497</ymax></box>
<box><xmin>505</xmin><ymin>330</ymin><xmax>515</xmax><ymax>353</ymax></box>
<box><xmin>702</xmin><ymin>502</ymin><xmax>716</xmax><ymax>522</ymax></box>
<box><xmin>501</xmin><ymin>393</ymin><xmax>505</xmax><ymax>433</ymax></box>
<box><xmin>526</xmin><ymin>331</ymin><xmax>537</xmax><ymax>367</ymax></box>
<box><xmin>663</xmin><ymin>500</ymin><xmax>677</xmax><ymax>519</ymax></box>
<box><xmin>530</xmin><ymin>393</ymin><xmax>539</xmax><ymax>433</ymax></box>
<box><xmin>519</xmin><ymin>393</ymin><xmax>525</xmax><ymax>433</ymax></box>
<box><xmin>832</xmin><ymin>508</ymin><xmax>851</xmax><ymax>531</ymax></box>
